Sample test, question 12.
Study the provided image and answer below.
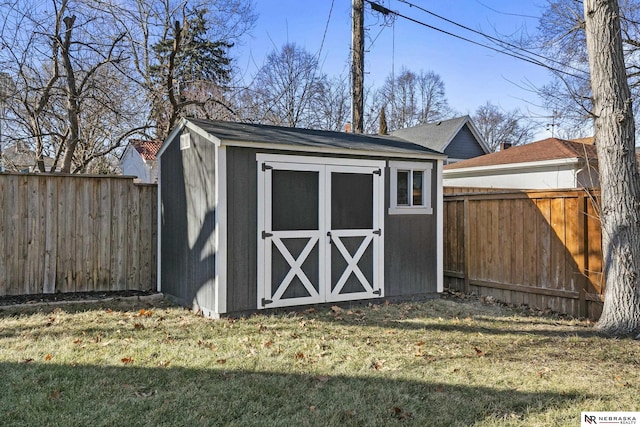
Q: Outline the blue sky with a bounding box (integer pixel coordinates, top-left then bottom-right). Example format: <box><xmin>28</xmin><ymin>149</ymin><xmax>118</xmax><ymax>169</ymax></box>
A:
<box><xmin>234</xmin><ymin>0</ymin><xmax>556</xmax><ymax>135</ymax></box>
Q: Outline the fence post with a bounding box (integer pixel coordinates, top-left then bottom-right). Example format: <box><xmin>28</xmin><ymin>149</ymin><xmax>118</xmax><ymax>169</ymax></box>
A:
<box><xmin>463</xmin><ymin>196</ymin><xmax>470</xmax><ymax>294</ymax></box>
<box><xmin>577</xmin><ymin>194</ymin><xmax>588</xmax><ymax>318</ymax></box>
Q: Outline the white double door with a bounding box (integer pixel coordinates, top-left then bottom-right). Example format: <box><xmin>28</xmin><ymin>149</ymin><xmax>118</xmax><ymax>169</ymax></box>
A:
<box><xmin>257</xmin><ymin>156</ymin><xmax>385</xmax><ymax>309</ymax></box>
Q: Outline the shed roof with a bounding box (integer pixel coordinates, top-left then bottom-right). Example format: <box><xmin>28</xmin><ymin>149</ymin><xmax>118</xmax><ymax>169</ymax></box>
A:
<box><xmin>443</xmin><ymin>137</ymin><xmax>597</xmax><ymax>170</ymax></box>
<box><xmin>169</xmin><ymin>118</ymin><xmax>446</xmax><ymax>158</ymax></box>
<box><xmin>390</xmin><ymin>116</ymin><xmax>490</xmax><ymax>154</ymax></box>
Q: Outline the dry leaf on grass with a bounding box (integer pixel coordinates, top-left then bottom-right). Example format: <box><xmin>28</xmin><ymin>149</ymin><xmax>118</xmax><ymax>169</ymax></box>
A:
<box><xmin>371</xmin><ymin>359</ymin><xmax>385</xmax><ymax>370</ymax></box>
<box><xmin>135</xmin><ymin>309</ymin><xmax>153</xmax><ymax>318</ymax></box>
<box><xmin>392</xmin><ymin>406</ymin><xmax>412</xmax><ymax>420</ymax></box>
<box><xmin>44</xmin><ymin>354</ymin><xmax>52</xmax><ymax>361</ymax></box>
<box><xmin>121</xmin><ymin>357</ymin><xmax>134</xmax><ymax>364</ymax></box>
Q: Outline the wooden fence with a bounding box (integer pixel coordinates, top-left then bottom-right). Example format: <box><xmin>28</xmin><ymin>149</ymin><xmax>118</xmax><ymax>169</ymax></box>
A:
<box><xmin>443</xmin><ymin>187</ymin><xmax>604</xmax><ymax>319</ymax></box>
<box><xmin>0</xmin><ymin>173</ymin><xmax>157</xmax><ymax>296</ymax></box>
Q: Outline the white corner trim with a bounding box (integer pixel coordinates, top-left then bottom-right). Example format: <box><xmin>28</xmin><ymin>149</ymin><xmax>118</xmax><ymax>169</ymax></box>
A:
<box><xmin>185</xmin><ymin>121</ymin><xmax>222</xmax><ymax>147</ymax></box>
<box><xmin>214</xmin><ymin>145</ymin><xmax>227</xmax><ymax>314</ymax></box>
<box><xmin>156</xmin><ymin>155</ymin><xmax>162</xmax><ymax>293</ymax></box>
<box><xmin>436</xmin><ymin>159</ymin><xmax>444</xmax><ymax>293</ymax></box>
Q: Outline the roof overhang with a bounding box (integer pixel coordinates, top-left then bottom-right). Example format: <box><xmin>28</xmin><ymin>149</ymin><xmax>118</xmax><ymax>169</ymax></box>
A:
<box><xmin>443</xmin><ymin>157</ymin><xmax>585</xmax><ymax>177</ymax></box>
<box><xmin>159</xmin><ymin>118</ymin><xmax>447</xmax><ymax>161</ymax></box>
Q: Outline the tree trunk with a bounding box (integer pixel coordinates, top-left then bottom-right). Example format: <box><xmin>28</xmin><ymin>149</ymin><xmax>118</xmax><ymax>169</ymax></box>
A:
<box><xmin>60</xmin><ymin>15</ymin><xmax>80</xmax><ymax>174</ymax></box>
<box><xmin>584</xmin><ymin>0</ymin><xmax>640</xmax><ymax>335</ymax></box>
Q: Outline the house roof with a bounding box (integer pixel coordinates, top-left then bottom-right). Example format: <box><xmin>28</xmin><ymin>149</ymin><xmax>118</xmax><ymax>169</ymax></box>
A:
<box><xmin>443</xmin><ymin>137</ymin><xmax>598</xmax><ymax>171</ymax></box>
<box><xmin>130</xmin><ymin>139</ymin><xmax>162</xmax><ymax>161</ymax></box>
<box><xmin>390</xmin><ymin>115</ymin><xmax>490</xmax><ymax>154</ymax></box>
<box><xmin>1</xmin><ymin>144</ymin><xmax>55</xmax><ymax>172</ymax></box>
<box><xmin>167</xmin><ymin>118</ymin><xmax>446</xmax><ymax>159</ymax></box>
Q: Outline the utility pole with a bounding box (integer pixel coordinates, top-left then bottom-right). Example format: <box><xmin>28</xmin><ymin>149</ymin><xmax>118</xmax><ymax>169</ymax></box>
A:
<box><xmin>351</xmin><ymin>0</ymin><xmax>364</xmax><ymax>133</ymax></box>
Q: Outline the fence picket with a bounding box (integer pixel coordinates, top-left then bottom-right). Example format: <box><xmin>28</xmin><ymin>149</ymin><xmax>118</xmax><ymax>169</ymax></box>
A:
<box><xmin>444</xmin><ymin>187</ymin><xmax>604</xmax><ymax>319</ymax></box>
<box><xmin>0</xmin><ymin>174</ymin><xmax>156</xmax><ymax>296</ymax></box>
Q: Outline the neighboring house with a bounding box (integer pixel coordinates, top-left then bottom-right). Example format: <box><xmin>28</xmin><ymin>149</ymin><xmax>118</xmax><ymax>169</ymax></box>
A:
<box><xmin>391</xmin><ymin>115</ymin><xmax>490</xmax><ymax>163</ymax></box>
<box><xmin>158</xmin><ymin>118</ymin><xmax>447</xmax><ymax>317</ymax></box>
<box><xmin>120</xmin><ymin>139</ymin><xmax>161</xmax><ymax>183</ymax></box>
<box><xmin>1</xmin><ymin>144</ymin><xmax>56</xmax><ymax>173</ymax></box>
<box><xmin>443</xmin><ymin>137</ymin><xmax>598</xmax><ymax>190</ymax></box>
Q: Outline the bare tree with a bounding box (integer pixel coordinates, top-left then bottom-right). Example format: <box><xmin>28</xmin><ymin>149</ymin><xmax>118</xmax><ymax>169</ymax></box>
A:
<box><xmin>0</xmin><ymin>0</ymin><xmax>147</xmax><ymax>173</ymax></box>
<box><xmin>313</xmin><ymin>75</ymin><xmax>351</xmax><ymax>132</ymax></box>
<box><xmin>0</xmin><ymin>0</ymin><xmax>256</xmax><ymax>172</ymax></box>
<box><xmin>473</xmin><ymin>103</ymin><xmax>535</xmax><ymax>151</ymax></box>
<box><xmin>584</xmin><ymin>0</ymin><xmax>640</xmax><ymax>335</ymax></box>
<box><xmin>109</xmin><ymin>0</ymin><xmax>255</xmax><ymax>140</ymax></box>
<box><xmin>534</xmin><ymin>0</ymin><xmax>640</xmax><ymax>137</ymax></box>
<box><xmin>244</xmin><ymin>43</ymin><xmax>325</xmax><ymax>128</ymax></box>
<box><xmin>377</xmin><ymin>68</ymin><xmax>453</xmax><ymax>132</ymax></box>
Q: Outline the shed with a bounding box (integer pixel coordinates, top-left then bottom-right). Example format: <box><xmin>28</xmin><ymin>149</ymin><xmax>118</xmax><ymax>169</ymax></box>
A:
<box><xmin>158</xmin><ymin>118</ymin><xmax>446</xmax><ymax>317</ymax></box>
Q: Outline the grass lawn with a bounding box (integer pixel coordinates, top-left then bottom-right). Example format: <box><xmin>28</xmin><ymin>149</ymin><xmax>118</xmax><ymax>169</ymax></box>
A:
<box><xmin>0</xmin><ymin>293</ymin><xmax>638</xmax><ymax>426</ymax></box>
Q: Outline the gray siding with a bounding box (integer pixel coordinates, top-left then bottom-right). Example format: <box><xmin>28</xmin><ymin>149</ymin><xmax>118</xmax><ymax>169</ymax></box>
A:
<box><xmin>226</xmin><ymin>147</ymin><xmax>259</xmax><ymax>312</ymax></box>
<box><xmin>162</xmin><ymin>140</ymin><xmax>440</xmax><ymax>315</ymax></box>
<box><xmin>160</xmin><ymin>129</ymin><xmax>217</xmax><ymax>313</ymax></box>
<box><xmin>444</xmin><ymin>125</ymin><xmax>486</xmax><ymax>159</ymax></box>
<box><xmin>384</xmin><ymin>159</ymin><xmax>439</xmax><ymax>296</ymax></box>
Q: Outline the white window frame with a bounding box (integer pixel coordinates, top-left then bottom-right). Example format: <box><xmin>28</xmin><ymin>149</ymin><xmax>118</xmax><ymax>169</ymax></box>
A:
<box><xmin>388</xmin><ymin>161</ymin><xmax>433</xmax><ymax>215</ymax></box>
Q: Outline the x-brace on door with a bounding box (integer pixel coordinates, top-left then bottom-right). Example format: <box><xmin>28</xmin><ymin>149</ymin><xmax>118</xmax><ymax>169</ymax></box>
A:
<box><xmin>257</xmin><ymin>156</ymin><xmax>384</xmax><ymax>309</ymax></box>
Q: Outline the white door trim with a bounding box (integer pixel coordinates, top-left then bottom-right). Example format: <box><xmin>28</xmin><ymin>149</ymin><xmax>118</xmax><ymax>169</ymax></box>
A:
<box><xmin>257</xmin><ymin>155</ymin><xmax>385</xmax><ymax>309</ymax></box>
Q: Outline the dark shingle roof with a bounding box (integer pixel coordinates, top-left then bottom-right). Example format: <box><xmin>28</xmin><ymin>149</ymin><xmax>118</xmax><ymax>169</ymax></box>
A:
<box><xmin>390</xmin><ymin>116</ymin><xmax>489</xmax><ymax>153</ymax></box>
<box><xmin>444</xmin><ymin>138</ymin><xmax>597</xmax><ymax>170</ymax></box>
<box><xmin>185</xmin><ymin>118</ymin><xmax>445</xmax><ymax>157</ymax></box>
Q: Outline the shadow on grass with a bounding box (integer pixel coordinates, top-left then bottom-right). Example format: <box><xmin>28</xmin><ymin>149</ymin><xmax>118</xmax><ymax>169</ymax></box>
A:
<box><xmin>0</xmin><ymin>362</ymin><xmax>587</xmax><ymax>427</ymax></box>
<box><xmin>296</xmin><ymin>299</ymin><xmax>606</xmax><ymax>340</ymax></box>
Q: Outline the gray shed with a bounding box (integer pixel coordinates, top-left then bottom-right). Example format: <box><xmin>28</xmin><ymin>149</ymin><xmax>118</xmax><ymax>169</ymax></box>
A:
<box><xmin>158</xmin><ymin>118</ymin><xmax>446</xmax><ymax>317</ymax></box>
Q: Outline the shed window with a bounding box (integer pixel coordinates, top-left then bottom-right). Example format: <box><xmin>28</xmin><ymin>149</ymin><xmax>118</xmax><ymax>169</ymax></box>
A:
<box><xmin>389</xmin><ymin>161</ymin><xmax>433</xmax><ymax>215</ymax></box>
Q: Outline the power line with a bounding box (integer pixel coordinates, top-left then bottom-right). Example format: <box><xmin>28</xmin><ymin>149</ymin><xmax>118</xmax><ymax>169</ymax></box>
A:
<box><xmin>364</xmin><ymin>0</ymin><xmax>588</xmax><ymax>81</ymax></box>
<box><xmin>397</xmin><ymin>0</ymin><xmax>588</xmax><ymax>77</ymax></box>
<box><xmin>317</xmin><ymin>0</ymin><xmax>335</xmax><ymax>63</ymax></box>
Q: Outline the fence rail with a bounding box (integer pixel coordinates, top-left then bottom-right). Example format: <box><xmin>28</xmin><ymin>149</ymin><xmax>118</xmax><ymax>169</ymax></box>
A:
<box><xmin>0</xmin><ymin>173</ymin><xmax>157</xmax><ymax>296</ymax></box>
<box><xmin>443</xmin><ymin>187</ymin><xmax>604</xmax><ymax>319</ymax></box>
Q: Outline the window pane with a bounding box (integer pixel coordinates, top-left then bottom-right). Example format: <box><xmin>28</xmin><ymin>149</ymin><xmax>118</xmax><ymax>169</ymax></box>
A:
<box><xmin>397</xmin><ymin>170</ymin><xmax>409</xmax><ymax>206</ymax></box>
<box><xmin>412</xmin><ymin>170</ymin><xmax>423</xmax><ymax>206</ymax></box>
<box><xmin>272</xmin><ymin>170</ymin><xmax>319</xmax><ymax>231</ymax></box>
<box><xmin>331</xmin><ymin>172</ymin><xmax>373</xmax><ymax>230</ymax></box>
